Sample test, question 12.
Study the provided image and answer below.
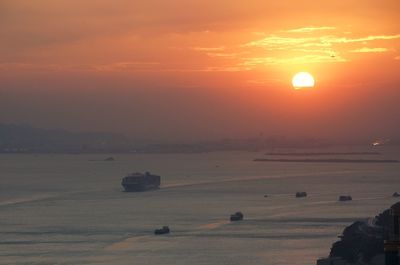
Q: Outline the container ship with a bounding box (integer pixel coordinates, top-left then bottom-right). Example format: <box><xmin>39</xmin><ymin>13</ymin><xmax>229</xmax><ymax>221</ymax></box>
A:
<box><xmin>121</xmin><ymin>172</ymin><xmax>161</xmax><ymax>192</ymax></box>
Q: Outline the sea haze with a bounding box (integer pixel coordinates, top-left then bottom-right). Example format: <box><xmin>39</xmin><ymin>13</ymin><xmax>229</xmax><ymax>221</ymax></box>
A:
<box><xmin>0</xmin><ymin>147</ymin><xmax>399</xmax><ymax>265</ymax></box>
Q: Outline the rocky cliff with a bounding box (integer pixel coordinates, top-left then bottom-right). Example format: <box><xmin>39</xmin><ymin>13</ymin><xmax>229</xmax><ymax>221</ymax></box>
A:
<box><xmin>318</xmin><ymin>208</ymin><xmax>391</xmax><ymax>265</ymax></box>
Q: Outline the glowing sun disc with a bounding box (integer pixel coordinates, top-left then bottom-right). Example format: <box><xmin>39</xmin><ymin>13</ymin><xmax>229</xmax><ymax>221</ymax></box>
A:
<box><xmin>292</xmin><ymin>72</ymin><xmax>315</xmax><ymax>89</ymax></box>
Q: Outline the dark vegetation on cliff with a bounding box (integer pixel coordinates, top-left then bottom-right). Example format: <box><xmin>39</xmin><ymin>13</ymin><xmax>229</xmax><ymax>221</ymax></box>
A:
<box><xmin>329</xmin><ymin>209</ymin><xmax>391</xmax><ymax>263</ymax></box>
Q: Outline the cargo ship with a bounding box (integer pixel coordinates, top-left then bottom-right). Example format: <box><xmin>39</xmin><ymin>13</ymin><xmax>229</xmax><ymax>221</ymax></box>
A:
<box><xmin>121</xmin><ymin>172</ymin><xmax>161</xmax><ymax>192</ymax></box>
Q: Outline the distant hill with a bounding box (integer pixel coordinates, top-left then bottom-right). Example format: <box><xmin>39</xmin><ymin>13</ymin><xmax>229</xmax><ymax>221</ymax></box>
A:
<box><xmin>0</xmin><ymin>124</ymin><xmax>130</xmax><ymax>153</ymax></box>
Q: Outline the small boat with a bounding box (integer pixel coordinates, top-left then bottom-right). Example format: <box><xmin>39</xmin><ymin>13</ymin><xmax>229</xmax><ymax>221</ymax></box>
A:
<box><xmin>296</xmin><ymin>192</ymin><xmax>307</xmax><ymax>198</ymax></box>
<box><xmin>154</xmin><ymin>226</ymin><xmax>170</xmax><ymax>235</ymax></box>
<box><xmin>230</xmin><ymin>212</ymin><xmax>244</xmax><ymax>221</ymax></box>
<box><xmin>339</xmin><ymin>195</ymin><xmax>352</xmax><ymax>201</ymax></box>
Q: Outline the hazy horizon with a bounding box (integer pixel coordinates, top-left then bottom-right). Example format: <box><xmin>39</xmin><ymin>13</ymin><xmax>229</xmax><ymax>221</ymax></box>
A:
<box><xmin>0</xmin><ymin>121</ymin><xmax>396</xmax><ymax>145</ymax></box>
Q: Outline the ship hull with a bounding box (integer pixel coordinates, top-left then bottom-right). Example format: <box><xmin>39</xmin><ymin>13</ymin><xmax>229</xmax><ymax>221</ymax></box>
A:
<box><xmin>122</xmin><ymin>183</ymin><xmax>160</xmax><ymax>192</ymax></box>
<box><xmin>121</xmin><ymin>173</ymin><xmax>161</xmax><ymax>192</ymax></box>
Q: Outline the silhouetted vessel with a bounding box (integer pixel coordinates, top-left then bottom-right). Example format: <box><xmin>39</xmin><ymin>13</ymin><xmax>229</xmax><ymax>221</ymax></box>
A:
<box><xmin>230</xmin><ymin>212</ymin><xmax>244</xmax><ymax>221</ymax></box>
<box><xmin>121</xmin><ymin>172</ymin><xmax>161</xmax><ymax>192</ymax></box>
<box><xmin>338</xmin><ymin>195</ymin><xmax>352</xmax><ymax>201</ymax></box>
<box><xmin>154</xmin><ymin>226</ymin><xmax>170</xmax><ymax>235</ymax></box>
<box><xmin>296</xmin><ymin>192</ymin><xmax>307</xmax><ymax>198</ymax></box>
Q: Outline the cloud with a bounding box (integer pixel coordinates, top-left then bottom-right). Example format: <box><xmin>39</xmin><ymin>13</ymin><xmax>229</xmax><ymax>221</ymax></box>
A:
<box><xmin>192</xmin><ymin>46</ymin><xmax>226</xmax><ymax>51</ymax></box>
<box><xmin>236</xmin><ymin>29</ymin><xmax>400</xmax><ymax>67</ymax></box>
<box><xmin>244</xmin><ymin>34</ymin><xmax>400</xmax><ymax>50</ymax></box>
<box><xmin>94</xmin><ymin>62</ymin><xmax>161</xmax><ymax>71</ymax></box>
<box><xmin>327</xmin><ymin>34</ymin><xmax>400</xmax><ymax>44</ymax></box>
<box><xmin>286</xmin><ymin>26</ymin><xmax>336</xmax><ymax>33</ymax></box>
<box><xmin>0</xmin><ymin>63</ymin><xmax>65</xmax><ymax>71</ymax></box>
<box><xmin>350</xmin><ymin>47</ymin><xmax>388</xmax><ymax>53</ymax></box>
<box><xmin>244</xmin><ymin>36</ymin><xmax>320</xmax><ymax>48</ymax></box>
<box><xmin>240</xmin><ymin>54</ymin><xmax>346</xmax><ymax>66</ymax></box>
<box><xmin>205</xmin><ymin>52</ymin><xmax>240</xmax><ymax>58</ymax></box>
<box><xmin>0</xmin><ymin>62</ymin><xmax>162</xmax><ymax>72</ymax></box>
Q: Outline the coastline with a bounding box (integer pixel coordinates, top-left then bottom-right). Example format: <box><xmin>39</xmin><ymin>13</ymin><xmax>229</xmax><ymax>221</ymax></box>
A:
<box><xmin>254</xmin><ymin>158</ymin><xmax>399</xmax><ymax>163</ymax></box>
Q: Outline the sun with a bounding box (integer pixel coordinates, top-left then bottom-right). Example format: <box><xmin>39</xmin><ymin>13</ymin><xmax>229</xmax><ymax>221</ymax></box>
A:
<box><xmin>292</xmin><ymin>72</ymin><xmax>315</xmax><ymax>89</ymax></box>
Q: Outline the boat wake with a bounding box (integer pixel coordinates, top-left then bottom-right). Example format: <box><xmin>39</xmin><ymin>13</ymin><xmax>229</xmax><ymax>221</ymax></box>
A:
<box><xmin>161</xmin><ymin>169</ymin><xmax>362</xmax><ymax>190</ymax></box>
<box><xmin>0</xmin><ymin>189</ymin><xmax>101</xmax><ymax>208</ymax></box>
<box><xmin>198</xmin><ymin>220</ymin><xmax>230</xmax><ymax>230</ymax></box>
<box><xmin>105</xmin><ymin>235</ymin><xmax>151</xmax><ymax>251</ymax></box>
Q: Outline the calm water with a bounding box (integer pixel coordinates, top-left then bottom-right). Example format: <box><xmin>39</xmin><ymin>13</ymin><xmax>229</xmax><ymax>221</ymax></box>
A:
<box><xmin>1</xmin><ymin>147</ymin><xmax>400</xmax><ymax>265</ymax></box>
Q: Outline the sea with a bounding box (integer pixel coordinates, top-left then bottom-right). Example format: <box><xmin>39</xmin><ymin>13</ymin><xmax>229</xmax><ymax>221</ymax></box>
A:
<box><xmin>1</xmin><ymin>146</ymin><xmax>399</xmax><ymax>265</ymax></box>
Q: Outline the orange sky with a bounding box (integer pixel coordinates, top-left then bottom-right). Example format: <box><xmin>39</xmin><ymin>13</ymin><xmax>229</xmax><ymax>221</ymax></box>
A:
<box><xmin>0</xmin><ymin>0</ymin><xmax>399</xmax><ymax>141</ymax></box>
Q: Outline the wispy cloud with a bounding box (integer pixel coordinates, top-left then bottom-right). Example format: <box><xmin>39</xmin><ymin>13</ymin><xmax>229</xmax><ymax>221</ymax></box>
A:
<box><xmin>205</xmin><ymin>52</ymin><xmax>241</xmax><ymax>58</ymax></box>
<box><xmin>240</xmin><ymin>54</ymin><xmax>346</xmax><ymax>66</ymax></box>
<box><xmin>0</xmin><ymin>61</ymin><xmax>252</xmax><ymax>73</ymax></box>
<box><xmin>10</xmin><ymin>29</ymin><xmax>397</xmax><ymax>73</ymax></box>
<box><xmin>0</xmin><ymin>62</ymin><xmax>162</xmax><ymax>72</ymax></box>
<box><xmin>326</xmin><ymin>34</ymin><xmax>400</xmax><ymax>44</ymax></box>
<box><xmin>244</xmin><ymin>34</ymin><xmax>400</xmax><ymax>50</ymax></box>
<box><xmin>0</xmin><ymin>63</ymin><xmax>72</xmax><ymax>71</ymax></box>
<box><xmin>350</xmin><ymin>47</ymin><xmax>388</xmax><ymax>53</ymax></box>
<box><xmin>286</xmin><ymin>26</ymin><xmax>336</xmax><ymax>33</ymax></box>
<box><xmin>200</xmin><ymin>66</ymin><xmax>250</xmax><ymax>72</ymax></box>
<box><xmin>237</xmin><ymin>30</ymin><xmax>400</xmax><ymax>66</ymax></box>
<box><xmin>94</xmin><ymin>62</ymin><xmax>161</xmax><ymax>71</ymax></box>
<box><xmin>191</xmin><ymin>46</ymin><xmax>226</xmax><ymax>51</ymax></box>
<box><xmin>244</xmin><ymin>36</ymin><xmax>322</xmax><ymax>48</ymax></box>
